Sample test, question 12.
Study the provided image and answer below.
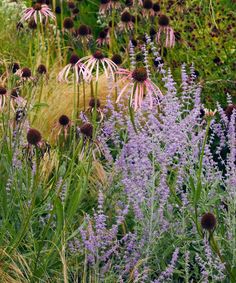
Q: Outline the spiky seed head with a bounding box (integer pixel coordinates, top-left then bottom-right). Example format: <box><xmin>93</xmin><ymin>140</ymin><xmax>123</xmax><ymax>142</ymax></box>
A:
<box><xmin>143</xmin><ymin>0</ymin><xmax>153</xmax><ymax>10</ymax></box>
<box><xmin>34</xmin><ymin>3</ymin><xmax>42</xmax><ymax>10</ymax></box>
<box><xmin>67</xmin><ymin>1</ymin><xmax>75</xmax><ymax>9</ymax></box>
<box><xmin>59</xmin><ymin>115</ymin><xmax>70</xmax><ymax>126</ymax></box>
<box><xmin>93</xmin><ymin>50</ymin><xmax>104</xmax><ymax>60</ymax></box>
<box><xmin>121</xmin><ymin>11</ymin><xmax>132</xmax><ymax>22</ymax></box>
<box><xmin>37</xmin><ymin>64</ymin><xmax>47</xmax><ymax>74</ymax></box>
<box><xmin>21</xmin><ymin>67</ymin><xmax>32</xmax><ymax>78</ymax></box>
<box><xmin>0</xmin><ymin>87</ymin><xmax>7</xmax><ymax>95</ymax></box>
<box><xmin>132</xmin><ymin>67</ymin><xmax>148</xmax><ymax>82</ymax></box>
<box><xmin>69</xmin><ymin>54</ymin><xmax>80</xmax><ymax>65</ymax></box>
<box><xmin>89</xmin><ymin>98</ymin><xmax>101</xmax><ymax>108</ymax></box>
<box><xmin>201</xmin><ymin>212</ymin><xmax>216</xmax><ymax>231</ymax></box>
<box><xmin>80</xmin><ymin>123</ymin><xmax>93</xmax><ymax>138</ymax></box>
<box><xmin>63</xmin><ymin>17</ymin><xmax>74</xmax><ymax>29</ymax></box>
<box><xmin>111</xmin><ymin>54</ymin><xmax>122</xmax><ymax>65</ymax></box>
<box><xmin>158</xmin><ymin>15</ymin><xmax>169</xmax><ymax>26</ymax></box>
<box><xmin>27</xmin><ymin>128</ymin><xmax>42</xmax><ymax>145</ymax></box>
<box><xmin>153</xmin><ymin>2</ymin><xmax>160</xmax><ymax>12</ymax></box>
<box><xmin>12</xmin><ymin>62</ymin><xmax>20</xmax><ymax>73</ymax></box>
<box><xmin>77</xmin><ymin>24</ymin><xmax>89</xmax><ymax>36</ymax></box>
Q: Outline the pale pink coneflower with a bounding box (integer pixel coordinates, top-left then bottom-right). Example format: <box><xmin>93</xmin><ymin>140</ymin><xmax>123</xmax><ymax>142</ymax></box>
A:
<box><xmin>15</xmin><ymin>67</ymin><xmax>35</xmax><ymax>83</ymax></box>
<box><xmin>119</xmin><ymin>11</ymin><xmax>134</xmax><ymax>31</ymax></box>
<box><xmin>78</xmin><ymin>51</ymin><xmax>118</xmax><ymax>82</ymax></box>
<box><xmin>142</xmin><ymin>0</ymin><xmax>155</xmax><ymax>18</ymax></box>
<box><xmin>111</xmin><ymin>0</ymin><xmax>122</xmax><ymax>10</ymax></box>
<box><xmin>73</xmin><ymin>24</ymin><xmax>92</xmax><ymax>45</ymax></box>
<box><xmin>52</xmin><ymin>115</ymin><xmax>72</xmax><ymax>142</ymax></box>
<box><xmin>10</xmin><ymin>88</ymin><xmax>27</xmax><ymax>112</ymax></box>
<box><xmin>96</xmin><ymin>29</ymin><xmax>110</xmax><ymax>46</ymax></box>
<box><xmin>99</xmin><ymin>0</ymin><xmax>112</xmax><ymax>14</ymax></box>
<box><xmin>116</xmin><ymin>67</ymin><xmax>163</xmax><ymax>111</ymax></box>
<box><xmin>157</xmin><ymin>15</ymin><xmax>175</xmax><ymax>48</ymax></box>
<box><xmin>21</xmin><ymin>3</ymin><xmax>56</xmax><ymax>24</ymax></box>
<box><xmin>58</xmin><ymin>54</ymin><xmax>90</xmax><ymax>83</ymax></box>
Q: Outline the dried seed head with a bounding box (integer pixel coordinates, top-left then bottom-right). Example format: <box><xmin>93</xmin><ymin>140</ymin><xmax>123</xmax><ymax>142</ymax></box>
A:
<box><xmin>125</xmin><ymin>0</ymin><xmax>133</xmax><ymax>6</ymax></box>
<box><xmin>12</xmin><ymin>62</ymin><xmax>20</xmax><ymax>73</ymax></box>
<box><xmin>111</xmin><ymin>54</ymin><xmax>122</xmax><ymax>65</ymax></box>
<box><xmin>63</xmin><ymin>17</ymin><xmax>74</xmax><ymax>29</ymax></box>
<box><xmin>72</xmin><ymin>7</ymin><xmax>79</xmax><ymax>14</ymax></box>
<box><xmin>27</xmin><ymin>128</ymin><xmax>42</xmax><ymax>145</ymax></box>
<box><xmin>201</xmin><ymin>213</ymin><xmax>216</xmax><ymax>231</ymax></box>
<box><xmin>59</xmin><ymin>115</ymin><xmax>70</xmax><ymax>126</ymax></box>
<box><xmin>21</xmin><ymin>67</ymin><xmax>32</xmax><ymax>78</ymax></box>
<box><xmin>153</xmin><ymin>2</ymin><xmax>160</xmax><ymax>12</ymax></box>
<box><xmin>89</xmin><ymin>98</ymin><xmax>101</xmax><ymax>108</ymax></box>
<box><xmin>100</xmin><ymin>0</ymin><xmax>110</xmax><ymax>4</ymax></box>
<box><xmin>77</xmin><ymin>24</ymin><xmax>89</xmax><ymax>36</ymax></box>
<box><xmin>11</xmin><ymin>88</ymin><xmax>19</xmax><ymax>98</ymax></box>
<box><xmin>121</xmin><ymin>11</ymin><xmax>132</xmax><ymax>22</ymax></box>
<box><xmin>37</xmin><ymin>64</ymin><xmax>47</xmax><ymax>74</ymax></box>
<box><xmin>93</xmin><ymin>50</ymin><xmax>104</xmax><ymax>60</ymax></box>
<box><xmin>80</xmin><ymin>123</ymin><xmax>93</xmax><ymax>138</ymax></box>
<box><xmin>132</xmin><ymin>67</ymin><xmax>148</xmax><ymax>82</ymax></box>
<box><xmin>69</xmin><ymin>54</ymin><xmax>80</xmax><ymax>65</ymax></box>
<box><xmin>34</xmin><ymin>3</ymin><xmax>42</xmax><ymax>10</ymax></box>
<box><xmin>0</xmin><ymin>87</ymin><xmax>7</xmax><ymax>95</ymax></box>
<box><xmin>99</xmin><ymin>29</ymin><xmax>108</xmax><ymax>39</ymax></box>
<box><xmin>67</xmin><ymin>1</ymin><xmax>75</xmax><ymax>9</ymax></box>
<box><xmin>158</xmin><ymin>15</ymin><xmax>169</xmax><ymax>26</ymax></box>
<box><xmin>143</xmin><ymin>0</ymin><xmax>153</xmax><ymax>10</ymax></box>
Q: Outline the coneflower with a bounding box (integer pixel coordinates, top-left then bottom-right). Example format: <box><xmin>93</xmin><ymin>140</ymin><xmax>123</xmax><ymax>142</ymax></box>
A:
<box><xmin>78</xmin><ymin>50</ymin><xmax>118</xmax><ymax>81</ymax></box>
<box><xmin>21</xmin><ymin>3</ymin><xmax>55</xmax><ymax>24</ymax></box>
<box><xmin>152</xmin><ymin>2</ymin><xmax>160</xmax><ymax>14</ymax></box>
<box><xmin>80</xmin><ymin>123</ymin><xmax>93</xmax><ymax>139</ymax></box>
<box><xmin>72</xmin><ymin>7</ymin><xmax>80</xmax><ymax>16</ymax></box>
<box><xmin>67</xmin><ymin>1</ymin><xmax>75</xmax><ymax>9</ymax></box>
<box><xmin>142</xmin><ymin>0</ymin><xmax>154</xmax><ymax>17</ymax></box>
<box><xmin>96</xmin><ymin>28</ymin><xmax>110</xmax><ymax>46</ymax></box>
<box><xmin>16</xmin><ymin>67</ymin><xmax>34</xmax><ymax>82</ymax></box>
<box><xmin>58</xmin><ymin>53</ymin><xmax>90</xmax><ymax>83</ymax></box>
<box><xmin>53</xmin><ymin>115</ymin><xmax>71</xmax><ymax>140</ymax></box>
<box><xmin>63</xmin><ymin>17</ymin><xmax>74</xmax><ymax>30</ymax></box>
<box><xmin>86</xmin><ymin>98</ymin><xmax>104</xmax><ymax>121</ymax></box>
<box><xmin>201</xmin><ymin>212</ymin><xmax>216</xmax><ymax>231</ymax></box>
<box><xmin>37</xmin><ymin>64</ymin><xmax>47</xmax><ymax>75</ymax></box>
<box><xmin>11</xmin><ymin>62</ymin><xmax>20</xmax><ymax>73</ymax></box>
<box><xmin>99</xmin><ymin>0</ymin><xmax>111</xmax><ymax>14</ymax></box>
<box><xmin>27</xmin><ymin>128</ymin><xmax>42</xmax><ymax>146</ymax></box>
<box><xmin>116</xmin><ymin>67</ymin><xmax>163</xmax><ymax>110</ymax></box>
<box><xmin>111</xmin><ymin>54</ymin><xmax>122</xmax><ymax>66</ymax></box>
<box><xmin>157</xmin><ymin>14</ymin><xmax>175</xmax><ymax>48</ymax></box>
<box><xmin>0</xmin><ymin>87</ymin><xmax>7</xmax><ymax>111</ymax></box>
<box><xmin>119</xmin><ymin>11</ymin><xmax>134</xmax><ymax>31</ymax></box>
<box><xmin>74</xmin><ymin>24</ymin><xmax>92</xmax><ymax>43</ymax></box>
<box><xmin>125</xmin><ymin>0</ymin><xmax>133</xmax><ymax>7</ymax></box>
<box><xmin>111</xmin><ymin>0</ymin><xmax>122</xmax><ymax>9</ymax></box>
